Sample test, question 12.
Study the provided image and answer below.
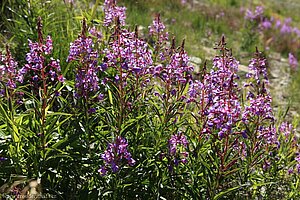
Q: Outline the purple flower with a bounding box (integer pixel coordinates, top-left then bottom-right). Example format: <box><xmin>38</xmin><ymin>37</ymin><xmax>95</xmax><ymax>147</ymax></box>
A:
<box><xmin>149</xmin><ymin>14</ymin><xmax>166</xmax><ymax>35</ymax></box>
<box><xmin>187</xmin><ymin>80</ymin><xmax>204</xmax><ymax>103</ymax></box>
<box><xmin>168</xmin><ymin>132</ymin><xmax>189</xmax><ymax>167</ymax></box>
<box><xmin>281</xmin><ymin>24</ymin><xmax>292</xmax><ymax>34</ymax></box>
<box><xmin>257</xmin><ymin>125</ymin><xmax>279</xmax><ymax>147</ymax></box>
<box><xmin>169</xmin><ymin>132</ymin><xmax>188</xmax><ymax>155</ymax></box>
<box><xmin>88</xmin><ymin>108</ymin><xmax>96</xmax><ymax>114</ymax></box>
<box><xmin>0</xmin><ymin>46</ymin><xmax>19</xmax><ymax>89</ymax></box>
<box><xmin>288</xmin><ymin>168</ymin><xmax>294</xmax><ymax>175</ymax></box>
<box><xmin>245</xmin><ymin>9</ymin><xmax>255</xmax><ymax>21</ymax></box>
<box><xmin>242</xmin><ymin>49</ymin><xmax>275</xmax><ymax>124</ymax></box>
<box><xmin>67</xmin><ymin>19</ymin><xmax>100</xmax><ymax>98</ymax></box>
<box><xmin>103</xmin><ymin>0</ymin><xmax>126</xmax><ymax>26</ymax></box>
<box><xmin>98</xmin><ymin>166</ymin><xmax>107</xmax><ymax>176</ymax></box>
<box><xmin>260</xmin><ymin>19</ymin><xmax>272</xmax><ymax>29</ymax></box>
<box><xmin>254</xmin><ymin>6</ymin><xmax>264</xmax><ymax>18</ymax></box>
<box><xmin>148</xmin><ymin>14</ymin><xmax>169</xmax><ymax>44</ymax></box>
<box><xmin>293</xmin><ymin>27</ymin><xmax>300</xmax><ymax>37</ymax></box>
<box><xmin>241</xmin><ymin>130</ymin><xmax>248</xmax><ymax>139</ymax></box>
<box><xmin>114</xmin><ymin>74</ymin><xmax>120</xmax><ymax>82</ymax></box>
<box><xmin>97</xmin><ymin>93</ymin><xmax>104</xmax><ymax>101</ymax></box>
<box><xmin>245</xmin><ymin>6</ymin><xmax>264</xmax><ymax>21</ymax></box>
<box><xmin>21</xmin><ymin>18</ymin><xmax>64</xmax><ymax>87</ymax></box>
<box><xmin>151</xmin><ymin>40</ymin><xmax>193</xmax><ymax>92</ymax></box>
<box><xmin>100</xmin><ymin>136</ymin><xmax>135</xmax><ymax>175</ymax></box>
<box><xmin>58</xmin><ymin>74</ymin><xmax>65</xmax><ymax>82</ymax></box>
<box><xmin>103</xmin><ymin>29</ymin><xmax>153</xmax><ymax>85</ymax></box>
<box><xmin>181</xmin><ymin>0</ymin><xmax>187</xmax><ymax>5</ymax></box>
<box><xmin>67</xmin><ymin>37</ymin><xmax>95</xmax><ymax>62</ymax></box>
<box><xmin>275</xmin><ymin>20</ymin><xmax>281</xmax><ymax>28</ymax></box>
<box><xmin>289</xmin><ymin>53</ymin><xmax>298</xmax><ymax>70</ymax></box>
<box><xmin>295</xmin><ymin>154</ymin><xmax>300</xmax><ymax>174</ymax></box>
<box><xmin>0</xmin><ymin>157</ymin><xmax>7</xmax><ymax>161</ymax></box>
<box><xmin>189</xmin><ymin>39</ymin><xmax>241</xmax><ymax>138</ymax></box>
<box><xmin>44</xmin><ymin>35</ymin><xmax>53</xmax><ymax>55</ymax></box>
<box><xmin>246</xmin><ymin>51</ymin><xmax>269</xmax><ymax>85</ymax></box>
<box><xmin>279</xmin><ymin>122</ymin><xmax>295</xmax><ymax>142</ymax></box>
<box><xmin>89</xmin><ymin>26</ymin><xmax>102</xmax><ymax>40</ymax></box>
<box><xmin>263</xmin><ymin>159</ymin><xmax>271</xmax><ymax>171</ymax></box>
<box><xmin>242</xmin><ymin>94</ymin><xmax>274</xmax><ymax>123</ymax></box>
<box><xmin>280</xmin><ymin>18</ymin><xmax>292</xmax><ymax>34</ymax></box>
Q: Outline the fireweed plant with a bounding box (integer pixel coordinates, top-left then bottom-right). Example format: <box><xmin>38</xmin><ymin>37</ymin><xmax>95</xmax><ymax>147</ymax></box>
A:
<box><xmin>0</xmin><ymin>16</ymin><xmax>68</xmax><ymax>193</ymax></box>
<box><xmin>0</xmin><ymin>0</ymin><xmax>300</xmax><ymax>199</ymax></box>
<box><xmin>20</xmin><ymin>16</ymin><xmax>65</xmax><ymax>173</ymax></box>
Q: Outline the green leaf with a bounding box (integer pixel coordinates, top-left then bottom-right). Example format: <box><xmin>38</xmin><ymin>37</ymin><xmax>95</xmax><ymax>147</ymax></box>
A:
<box><xmin>213</xmin><ymin>183</ymin><xmax>249</xmax><ymax>200</ymax></box>
<box><xmin>0</xmin><ymin>103</ymin><xmax>19</xmax><ymax>142</ymax></box>
<box><xmin>108</xmin><ymin>89</ymin><xmax>113</xmax><ymax>105</ymax></box>
<box><xmin>252</xmin><ymin>181</ymin><xmax>275</xmax><ymax>188</ymax></box>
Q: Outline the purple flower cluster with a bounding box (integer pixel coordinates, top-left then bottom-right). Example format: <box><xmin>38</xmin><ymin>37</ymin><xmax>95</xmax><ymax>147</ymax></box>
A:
<box><xmin>279</xmin><ymin>122</ymin><xmax>296</xmax><ymax>143</ymax></box>
<box><xmin>103</xmin><ymin>0</ymin><xmax>126</xmax><ymax>27</ymax></box>
<box><xmin>275</xmin><ymin>18</ymin><xmax>293</xmax><ymax>34</ymax></box>
<box><xmin>257</xmin><ymin>125</ymin><xmax>279</xmax><ymax>147</ymax></box>
<box><xmin>245</xmin><ymin>52</ymin><xmax>269</xmax><ymax>84</ymax></box>
<box><xmin>153</xmin><ymin>49</ymin><xmax>193</xmax><ymax>85</ymax></box>
<box><xmin>245</xmin><ymin>7</ymin><xmax>300</xmax><ymax>40</ymax></box>
<box><xmin>288</xmin><ymin>52</ymin><xmax>298</xmax><ymax>70</ymax></box>
<box><xmin>148</xmin><ymin>40</ymin><xmax>194</xmax><ymax>105</ymax></box>
<box><xmin>148</xmin><ymin>14</ymin><xmax>169</xmax><ymax>43</ymax></box>
<box><xmin>104</xmin><ymin>29</ymin><xmax>153</xmax><ymax>81</ymax></box>
<box><xmin>242</xmin><ymin>49</ymin><xmax>280</xmax><ymax>151</ymax></box>
<box><xmin>243</xmin><ymin>50</ymin><xmax>274</xmax><ymax>124</ymax></box>
<box><xmin>187</xmin><ymin>80</ymin><xmax>204</xmax><ymax>103</ymax></box>
<box><xmin>204</xmin><ymin>55</ymin><xmax>241</xmax><ymax>138</ymax></box>
<box><xmin>67</xmin><ymin>20</ymin><xmax>99</xmax><ymax>98</ymax></box>
<box><xmin>260</xmin><ymin>18</ymin><xmax>272</xmax><ymax>30</ymax></box>
<box><xmin>188</xmin><ymin>40</ymin><xmax>241</xmax><ymax>139</ymax></box>
<box><xmin>295</xmin><ymin>154</ymin><xmax>300</xmax><ymax>174</ymax></box>
<box><xmin>265</xmin><ymin>17</ymin><xmax>300</xmax><ymax>37</ymax></box>
<box><xmin>181</xmin><ymin>0</ymin><xmax>187</xmax><ymax>5</ymax></box>
<box><xmin>242</xmin><ymin>94</ymin><xmax>274</xmax><ymax>123</ymax></box>
<box><xmin>89</xmin><ymin>26</ymin><xmax>103</xmax><ymax>41</ymax></box>
<box><xmin>99</xmin><ymin>136</ymin><xmax>135</xmax><ymax>176</ymax></box>
<box><xmin>0</xmin><ymin>46</ymin><xmax>19</xmax><ymax>89</ymax></box>
<box><xmin>245</xmin><ymin>6</ymin><xmax>264</xmax><ymax>22</ymax></box>
<box><xmin>20</xmin><ymin>34</ymin><xmax>64</xmax><ymax>85</ymax></box>
<box><xmin>168</xmin><ymin>132</ymin><xmax>189</xmax><ymax>165</ymax></box>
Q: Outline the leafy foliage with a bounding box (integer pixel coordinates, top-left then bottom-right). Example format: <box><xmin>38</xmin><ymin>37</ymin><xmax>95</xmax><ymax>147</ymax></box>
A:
<box><xmin>0</xmin><ymin>0</ymin><xmax>300</xmax><ymax>199</ymax></box>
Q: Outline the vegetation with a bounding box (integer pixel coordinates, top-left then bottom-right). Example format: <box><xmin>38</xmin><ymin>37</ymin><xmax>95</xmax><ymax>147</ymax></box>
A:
<box><xmin>0</xmin><ymin>0</ymin><xmax>300</xmax><ymax>199</ymax></box>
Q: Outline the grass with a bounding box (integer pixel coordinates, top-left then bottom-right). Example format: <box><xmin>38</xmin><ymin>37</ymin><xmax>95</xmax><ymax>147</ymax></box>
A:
<box><xmin>122</xmin><ymin>0</ymin><xmax>245</xmax><ymax>58</ymax></box>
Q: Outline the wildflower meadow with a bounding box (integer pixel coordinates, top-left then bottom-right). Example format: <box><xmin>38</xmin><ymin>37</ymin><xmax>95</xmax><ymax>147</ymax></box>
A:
<box><xmin>0</xmin><ymin>0</ymin><xmax>300</xmax><ymax>199</ymax></box>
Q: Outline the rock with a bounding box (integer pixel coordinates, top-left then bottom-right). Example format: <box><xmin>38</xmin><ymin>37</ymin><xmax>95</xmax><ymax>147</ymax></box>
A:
<box><xmin>189</xmin><ymin>56</ymin><xmax>202</xmax><ymax>73</ymax></box>
<box><xmin>189</xmin><ymin>56</ymin><xmax>202</xmax><ymax>65</ymax></box>
<box><xmin>238</xmin><ymin>64</ymin><xmax>250</xmax><ymax>73</ymax></box>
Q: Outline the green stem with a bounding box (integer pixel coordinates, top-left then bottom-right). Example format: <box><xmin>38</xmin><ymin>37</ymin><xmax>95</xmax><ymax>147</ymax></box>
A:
<box><xmin>84</xmin><ymin>96</ymin><xmax>91</xmax><ymax>157</ymax></box>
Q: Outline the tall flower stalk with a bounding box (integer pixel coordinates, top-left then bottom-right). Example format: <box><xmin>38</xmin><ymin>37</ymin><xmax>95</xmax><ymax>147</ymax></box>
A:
<box><xmin>67</xmin><ymin>19</ymin><xmax>100</xmax><ymax>157</ymax></box>
<box><xmin>20</xmin><ymin>16</ymin><xmax>64</xmax><ymax>175</ymax></box>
